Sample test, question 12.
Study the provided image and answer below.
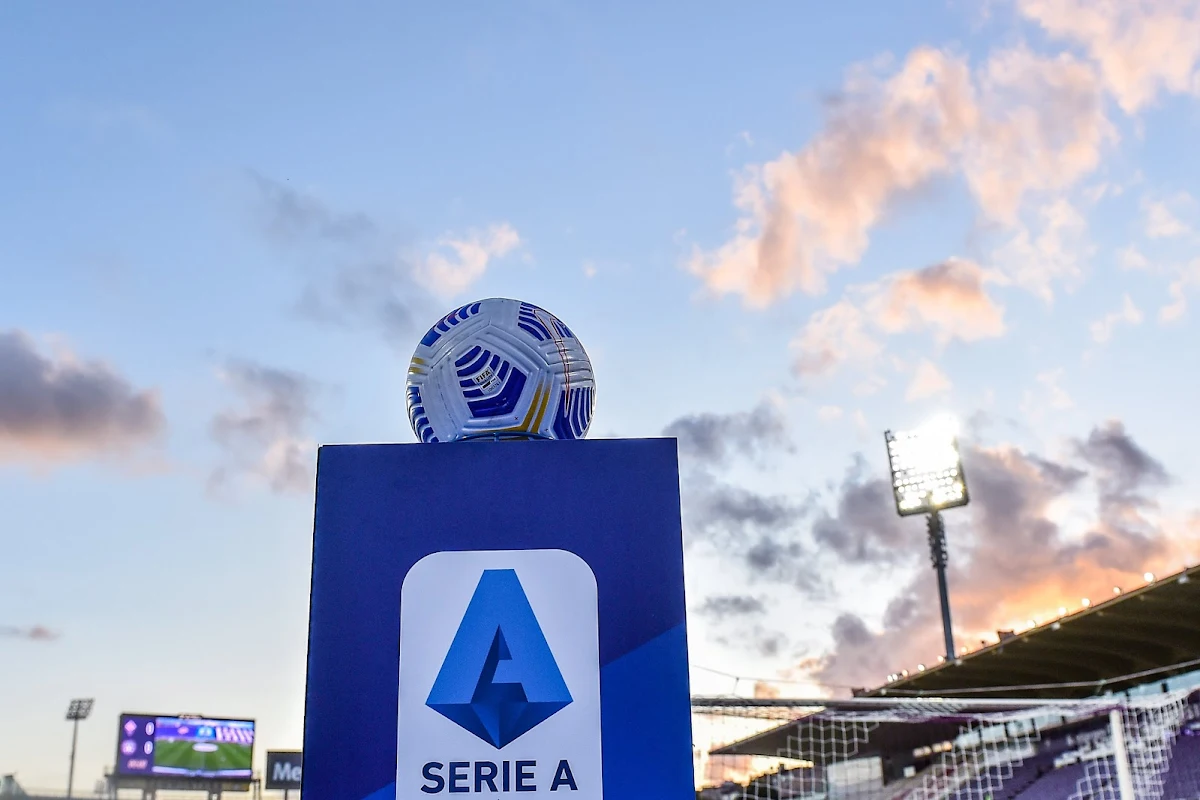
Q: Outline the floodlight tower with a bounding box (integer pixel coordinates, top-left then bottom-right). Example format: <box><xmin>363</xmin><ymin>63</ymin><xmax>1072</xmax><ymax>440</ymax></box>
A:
<box><xmin>884</xmin><ymin>418</ymin><xmax>969</xmax><ymax>663</ymax></box>
<box><xmin>65</xmin><ymin>698</ymin><xmax>94</xmax><ymax>799</ymax></box>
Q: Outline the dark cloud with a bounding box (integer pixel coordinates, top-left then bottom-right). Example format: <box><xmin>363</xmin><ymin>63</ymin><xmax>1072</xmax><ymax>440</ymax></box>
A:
<box><xmin>697</xmin><ymin>595</ymin><xmax>766</xmax><ymax>619</ymax></box>
<box><xmin>246</xmin><ymin>171</ymin><xmax>429</xmax><ymax>346</ymax></box>
<box><xmin>0</xmin><ymin>624</ymin><xmax>58</xmax><ymax>641</ymax></box>
<box><xmin>682</xmin><ymin>478</ymin><xmax>822</xmax><ymax>594</ymax></box>
<box><xmin>811</xmin><ymin>456</ymin><xmax>911</xmax><ymax>564</ymax></box>
<box><xmin>713</xmin><ymin>624</ymin><xmax>790</xmax><ymax>660</ymax></box>
<box><xmin>0</xmin><ymin>330</ymin><xmax>164</xmax><ymax>462</ymax></box>
<box><xmin>814</xmin><ymin>591</ymin><xmax>940</xmax><ymax>689</ymax></box>
<box><xmin>755</xmin><ymin>630</ymin><xmax>788</xmax><ymax>658</ymax></box>
<box><xmin>1077</xmin><ymin>420</ymin><xmax>1170</xmax><ymax>510</ymax></box>
<box><xmin>664</xmin><ymin>401</ymin><xmax>791</xmax><ymax>467</ymax></box>
<box><xmin>295</xmin><ymin>261</ymin><xmax>422</xmax><ymax>344</ymax></box>
<box><xmin>210</xmin><ymin>360</ymin><xmax>319</xmax><ymax>494</ymax></box>
<box><xmin>685</xmin><ymin>481</ymin><xmax>797</xmax><ymax>541</ymax></box>
<box><xmin>248</xmin><ymin>171</ymin><xmax>376</xmax><ymax>245</ymax></box>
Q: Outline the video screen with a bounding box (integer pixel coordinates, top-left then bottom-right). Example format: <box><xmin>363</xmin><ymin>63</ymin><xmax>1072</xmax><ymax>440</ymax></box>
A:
<box><xmin>117</xmin><ymin>714</ymin><xmax>255</xmax><ymax>780</ymax></box>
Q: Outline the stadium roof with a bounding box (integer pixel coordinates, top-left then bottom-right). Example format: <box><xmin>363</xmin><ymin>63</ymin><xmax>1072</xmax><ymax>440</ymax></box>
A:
<box><xmin>865</xmin><ymin>563</ymin><xmax>1200</xmax><ymax>700</ymax></box>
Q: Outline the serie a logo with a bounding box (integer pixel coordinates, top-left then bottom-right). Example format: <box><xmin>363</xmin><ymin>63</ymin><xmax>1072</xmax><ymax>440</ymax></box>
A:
<box><xmin>397</xmin><ymin>550</ymin><xmax>603</xmax><ymax>799</ymax></box>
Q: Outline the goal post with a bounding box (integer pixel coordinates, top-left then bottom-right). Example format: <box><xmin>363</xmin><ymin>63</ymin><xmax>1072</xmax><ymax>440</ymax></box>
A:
<box><xmin>691</xmin><ymin>690</ymin><xmax>1199</xmax><ymax>800</ymax></box>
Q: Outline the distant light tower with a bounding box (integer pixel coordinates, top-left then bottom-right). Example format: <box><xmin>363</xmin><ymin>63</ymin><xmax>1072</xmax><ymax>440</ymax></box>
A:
<box><xmin>885</xmin><ymin>417</ymin><xmax>970</xmax><ymax>663</ymax></box>
<box><xmin>65</xmin><ymin>698</ymin><xmax>94</xmax><ymax>798</ymax></box>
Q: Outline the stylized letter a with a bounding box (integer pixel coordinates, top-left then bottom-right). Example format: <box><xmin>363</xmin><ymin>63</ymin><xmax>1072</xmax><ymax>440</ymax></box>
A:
<box><xmin>425</xmin><ymin>569</ymin><xmax>573</xmax><ymax>748</ymax></box>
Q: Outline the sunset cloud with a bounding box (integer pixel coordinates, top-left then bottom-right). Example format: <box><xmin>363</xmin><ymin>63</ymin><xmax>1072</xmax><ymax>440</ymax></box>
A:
<box><xmin>689</xmin><ymin>47</ymin><xmax>977</xmax><ymax>304</ymax></box>
<box><xmin>415</xmin><ymin>223</ymin><xmax>522</xmax><ymax>297</ymax></box>
<box><xmin>874</xmin><ymin>259</ymin><xmax>1006</xmax><ymax>342</ymax></box>
<box><xmin>0</xmin><ymin>330</ymin><xmax>164</xmax><ymax>463</ymax></box>
<box><xmin>965</xmin><ymin>46</ymin><xmax>1113</xmax><ymax>223</ymax></box>
<box><xmin>1013</xmin><ymin>0</ymin><xmax>1200</xmax><ymax>114</ymax></box>
<box><xmin>791</xmin><ymin>259</ymin><xmax>1005</xmax><ymax>378</ymax></box>
<box><xmin>906</xmin><ymin>360</ymin><xmax>953</xmax><ymax>401</ymax></box>
<box><xmin>690</xmin><ymin>38</ymin><xmax>1117</xmax><ymax>306</ymax></box>
<box><xmin>809</xmin><ymin>421</ymin><xmax>1182</xmax><ymax>689</ymax></box>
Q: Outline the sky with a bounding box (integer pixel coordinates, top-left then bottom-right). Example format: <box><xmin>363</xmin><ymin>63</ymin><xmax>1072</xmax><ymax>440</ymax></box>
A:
<box><xmin>3</xmin><ymin>0</ymin><xmax>1200</xmax><ymax>790</ymax></box>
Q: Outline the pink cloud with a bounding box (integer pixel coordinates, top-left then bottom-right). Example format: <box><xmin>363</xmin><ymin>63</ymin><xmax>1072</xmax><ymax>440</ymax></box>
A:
<box><xmin>791</xmin><ymin>259</ymin><xmax>1006</xmax><ymax>378</ymax></box>
<box><xmin>1015</xmin><ymin>0</ymin><xmax>1200</xmax><ymax>113</ymax></box>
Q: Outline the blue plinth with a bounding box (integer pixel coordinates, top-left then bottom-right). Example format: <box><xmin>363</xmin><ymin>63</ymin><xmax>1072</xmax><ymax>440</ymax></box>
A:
<box><xmin>301</xmin><ymin>438</ymin><xmax>693</xmax><ymax>800</ymax></box>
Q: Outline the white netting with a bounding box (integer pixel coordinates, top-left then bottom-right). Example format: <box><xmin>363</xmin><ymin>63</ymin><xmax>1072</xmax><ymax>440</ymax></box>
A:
<box><xmin>694</xmin><ymin>691</ymin><xmax>1200</xmax><ymax>800</ymax></box>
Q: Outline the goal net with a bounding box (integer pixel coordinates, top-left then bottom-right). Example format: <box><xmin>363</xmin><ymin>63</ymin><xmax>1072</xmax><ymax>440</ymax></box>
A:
<box><xmin>692</xmin><ymin>690</ymin><xmax>1200</xmax><ymax>800</ymax></box>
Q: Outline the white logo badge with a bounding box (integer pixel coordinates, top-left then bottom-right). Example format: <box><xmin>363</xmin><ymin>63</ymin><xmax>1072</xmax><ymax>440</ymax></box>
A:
<box><xmin>397</xmin><ymin>549</ymin><xmax>603</xmax><ymax>798</ymax></box>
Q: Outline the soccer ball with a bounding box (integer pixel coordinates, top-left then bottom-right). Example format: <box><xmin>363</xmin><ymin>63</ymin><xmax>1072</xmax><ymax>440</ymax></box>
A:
<box><xmin>405</xmin><ymin>298</ymin><xmax>596</xmax><ymax>443</ymax></box>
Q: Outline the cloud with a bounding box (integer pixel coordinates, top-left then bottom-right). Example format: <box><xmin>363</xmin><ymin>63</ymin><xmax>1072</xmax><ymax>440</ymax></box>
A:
<box><xmin>0</xmin><ymin>625</ymin><xmax>59</xmax><ymax>641</ymax></box>
<box><xmin>663</xmin><ymin>400</ymin><xmax>792</xmax><ymax>467</ymax></box>
<box><xmin>1118</xmin><ymin>245</ymin><xmax>1151</xmax><ymax>271</ymax></box>
<box><xmin>295</xmin><ymin>260</ymin><xmax>427</xmax><ymax>344</ymax></box>
<box><xmin>1020</xmin><ymin>368</ymin><xmax>1075</xmax><ymax>419</ymax></box>
<box><xmin>415</xmin><ymin>223</ymin><xmax>521</xmax><ymax>297</ymax></box>
<box><xmin>682</xmin><ymin>476</ymin><xmax>822</xmax><ymax>595</ymax></box>
<box><xmin>965</xmin><ymin>46</ymin><xmax>1114</xmax><ymax>223</ymax></box>
<box><xmin>791</xmin><ymin>259</ymin><xmax>1005</xmax><ymax>378</ymax></box>
<box><xmin>1089</xmin><ymin>293</ymin><xmax>1143</xmax><ymax>343</ymax></box>
<box><xmin>688</xmin><ymin>47</ymin><xmax>978</xmax><ymax>304</ymax></box>
<box><xmin>811</xmin><ymin>459</ymin><xmax>910</xmax><ymax>565</ymax></box>
<box><xmin>1143</xmin><ymin>193</ymin><xmax>1195</xmax><ymax>239</ymax></box>
<box><xmin>906</xmin><ymin>360</ymin><xmax>953</xmax><ymax>400</ymax></box>
<box><xmin>876</xmin><ymin>259</ymin><xmax>1006</xmax><ymax>342</ymax></box>
<box><xmin>684</xmin><ymin>479</ymin><xmax>798</xmax><ymax>543</ymax></box>
<box><xmin>991</xmin><ymin>197</ymin><xmax>1092</xmax><ymax>302</ymax></box>
<box><xmin>0</xmin><ymin>330</ymin><xmax>164</xmax><ymax>463</ymax></box>
<box><xmin>713</xmin><ymin>625</ymin><xmax>791</xmax><ymax>660</ymax></box>
<box><xmin>817</xmin><ymin>405</ymin><xmax>844</xmax><ymax>422</ymax></box>
<box><xmin>1076</xmin><ymin>419</ymin><xmax>1169</xmax><ymax>509</ymax></box>
<box><xmin>248</xmin><ymin>171</ymin><xmax>376</xmax><ymax>245</ymax></box>
<box><xmin>1160</xmin><ymin>259</ymin><xmax>1200</xmax><ymax>322</ymax></box>
<box><xmin>1013</xmin><ymin>0</ymin><xmax>1200</xmax><ymax>114</ymax></box>
<box><xmin>247</xmin><ymin>171</ymin><xmax>516</xmax><ymax>344</ymax></box>
<box><xmin>688</xmin><ymin>42</ymin><xmax>1114</xmax><ymax>306</ymax></box>
<box><xmin>671</xmin><ymin>401</ymin><xmax>821</xmax><ymax>598</ymax></box>
<box><xmin>210</xmin><ymin>360</ymin><xmax>319</xmax><ymax>494</ymax></box>
<box><xmin>697</xmin><ymin>595</ymin><xmax>767</xmax><ymax>619</ymax></box>
<box><xmin>809</xmin><ymin>423</ymin><xmax>1177</xmax><ymax>689</ymax></box>
<box><xmin>792</xmin><ymin>301</ymin><xmax>882</xmax><ymax>377</ymax></box>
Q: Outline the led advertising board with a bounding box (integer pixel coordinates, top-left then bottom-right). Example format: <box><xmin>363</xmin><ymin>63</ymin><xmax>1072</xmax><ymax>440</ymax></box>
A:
<box><xmin>117</xmin><ymin>715</ymin><xmax>255</xmax><ymax>781</ymax></box>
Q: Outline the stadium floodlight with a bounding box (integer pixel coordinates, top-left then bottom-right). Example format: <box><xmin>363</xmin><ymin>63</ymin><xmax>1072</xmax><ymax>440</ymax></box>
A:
<box><xmin>65</xmin><ymin>699</ymin><xmax>93</xmax><ymax>798</ymax></box>
<box><xmin>884</xmin><ymin>415</ymin><xmax>970</xmax><ymax>664</ymax></box>
<box><xmin>884</xmin><ymin>416</ymin><xmax>968</xmax><ymax>516</ymax></box>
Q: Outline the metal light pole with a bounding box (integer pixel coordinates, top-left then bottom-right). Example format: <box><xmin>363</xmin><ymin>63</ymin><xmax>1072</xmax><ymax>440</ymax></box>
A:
<box><xmin>927</xmin><ymin>510</ymin><xmax>955</xmax><ymax>662</ymax></box>
<box><xmin>65</xmin><ymin>698</ymin><xmax>94</xmax><ymax>798</ymax></box>
<box><xmin>885</xmin><ymin>418</ymin><xmax>969</xmax><ymax>664</ymax></box>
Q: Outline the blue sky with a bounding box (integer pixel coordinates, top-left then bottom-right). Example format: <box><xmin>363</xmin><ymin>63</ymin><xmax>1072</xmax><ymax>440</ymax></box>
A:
<box><xmin>4</xmin><ymin>0</ymin><xmax>1200</xmax><ymax>790</ymax></box>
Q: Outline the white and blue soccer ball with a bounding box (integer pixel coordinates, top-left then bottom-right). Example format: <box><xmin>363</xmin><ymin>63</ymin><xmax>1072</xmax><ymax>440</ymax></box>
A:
<box><xmin>405</xmin><ymin>298</ymin><xmax>595</xmax><ymax>443</ymax></box>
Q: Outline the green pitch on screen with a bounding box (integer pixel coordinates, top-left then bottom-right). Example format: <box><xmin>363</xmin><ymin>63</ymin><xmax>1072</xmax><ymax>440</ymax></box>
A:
<box><xmin>154</xmin><ymin>740</ymin><xmax>253</xmax><ymax>773</ymax></box>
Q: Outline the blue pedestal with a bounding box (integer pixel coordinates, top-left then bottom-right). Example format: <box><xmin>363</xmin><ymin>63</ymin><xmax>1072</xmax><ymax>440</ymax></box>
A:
<box><xmin>302</xmin><ymin>438</ymin><xmax>694</xmax><ymax>799</ymax></box>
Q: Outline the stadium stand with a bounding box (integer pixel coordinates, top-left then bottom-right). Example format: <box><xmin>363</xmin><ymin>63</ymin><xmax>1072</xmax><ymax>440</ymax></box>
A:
<box><xmin>693</xmin><ymin>564</ymin><xmax>1200</xmax><ymax>800</ymax></box>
